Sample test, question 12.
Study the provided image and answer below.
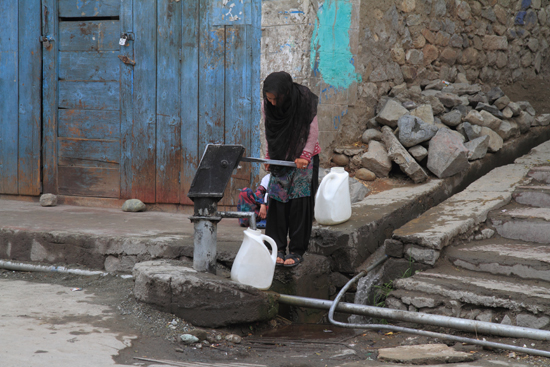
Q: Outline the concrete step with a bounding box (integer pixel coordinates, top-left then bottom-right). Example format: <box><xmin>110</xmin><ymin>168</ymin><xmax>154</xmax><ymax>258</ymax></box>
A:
<box><xmin>513</xmin><ymin>185</ymin><xmax>550</xmax><ymax>208</ymax></box>
<box><xmin>528</xmin><ymin>165</ymin><xmax>550</xmax><ymax>184</ymax></box>
<box><xmin>387</xmin><ymin>266</ymin><xmax>550</xmax><ymax>329</ymax></box>
<box><xmin>489</xmin><ymin>206</ymin><xmax>550</xmax><ymax>244</ymax></box>
<box><xmin>446</xmin><ymin>239</ymin><xmax>550</xmax><ymax>282</ymax></box>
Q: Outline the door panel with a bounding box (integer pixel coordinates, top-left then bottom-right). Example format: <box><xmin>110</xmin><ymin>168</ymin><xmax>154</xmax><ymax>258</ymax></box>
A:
<box><xmin>51</xmin><ymin>0</ymin><xmax>123</xmax><ymax>199</ymax></box>
<box><xmin>58</xmin><ymin>166</ymin><xmax>120</xmax><ymax>197</ymax></box>
<box><xmin>59</xmin><ymin>20</ymin><xmax>120</xmax><ymax>51</ymax></box>
<box><xmin>59</xmin><ymin>51</ymin><xmax>120</xmax><ymax>81</ymax></box>
<box><xmin>58</xmin><ymin>110</ymin><xmax>120</xmax><ymax>140</ymax></box>
<box><xmin>58</xmin><ymin>0</ymin><xmax>120</xmax><ymax>17</ymax></box>
<box><xmin>58</xmin><ymin>81</ymin><xmax>120</xmax><ymax>110</ymax></box>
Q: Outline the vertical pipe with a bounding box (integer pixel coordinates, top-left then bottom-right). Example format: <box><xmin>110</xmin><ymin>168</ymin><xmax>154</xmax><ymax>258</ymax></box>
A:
<box><xmin>192</xmin><ymin>219</ymin><xmax>219</xmax><ymax>274</ymax></box>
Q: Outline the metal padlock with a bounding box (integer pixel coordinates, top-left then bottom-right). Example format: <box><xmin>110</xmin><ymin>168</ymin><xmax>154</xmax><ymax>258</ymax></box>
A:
<box><xmin>119</xmin><ymin>34</ymin><xmax>128</xmax><ymax>46</ymax></box>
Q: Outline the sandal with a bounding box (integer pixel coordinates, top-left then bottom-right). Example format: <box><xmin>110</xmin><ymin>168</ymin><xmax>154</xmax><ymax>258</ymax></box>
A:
<box><xmin>276</xmin><ymin>252</ymin><xmax>286</xmax><ymax>266</ymax></box>
<box><xmin>283</xmin><ymin>253</ymin><xmax>303</xmax><ymax>267</ymax></box>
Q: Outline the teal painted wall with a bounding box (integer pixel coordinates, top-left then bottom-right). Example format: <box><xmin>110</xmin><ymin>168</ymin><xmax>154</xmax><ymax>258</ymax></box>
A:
<box><xmin>310</xmin><ymin>0</ymin><xmax>361</xmax><ymax>89</ymax></box>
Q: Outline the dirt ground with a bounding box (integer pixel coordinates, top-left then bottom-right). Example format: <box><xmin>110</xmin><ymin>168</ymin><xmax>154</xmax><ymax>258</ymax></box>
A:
<box><xmin>2</xmin><ymin>269</ymin><xmax>549</xmax><ymax>367</ymax></box>
<box><xmin>502</xmin><ymin>78</ymin><xmax>550</xmax><ymax>115</ymax></box>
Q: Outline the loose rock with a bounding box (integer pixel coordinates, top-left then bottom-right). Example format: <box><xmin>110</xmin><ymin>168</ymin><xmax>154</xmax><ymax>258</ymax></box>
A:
<box><xmin>464</xmin><ymin>135</ymin><xmax>489</xmax><ymax>161</ymax></box>
<box><xmin>376</xmin><ymin>99</ymin><xmax>409</xmax><ymax>128</ymax></box>
<box><xmin>40</xmin><ymin>194</ymin><xmax>58</xmax><ymax>207</ymax></box>
<box><xmin>427</xmin><ymin>128</ymin><xmax>470</xmax><ymax>178</ymax></box>
<box><xmin>360</xmin><ymin>141</ymin><xmax>392</xmax><ymax>178</ymax></box>
<box><xmin>382</xmin><ymin>126</ymin><xmax>428</xmax><ymax>183</ymax></box>
<box><xmin>332</xmin><ymin>153</ymin><xmax>349</xmax><ymax>166</ymax></box>
<box><xmin>180</xmin><ymin>334</ymin><xmax>200</xmax><ymax>344</ymax></box>
<box><xmin>355</xmin><ymin>168</ymin><xmax>376</xmax><ymax>181</ymax></box>
<box><xmin>534</xmin><ymin>114</ymin><xmax>550</xmax><ymax>126</ymax></box>
<box><xmin>440</xmin><ymin>109</ymin><xmax>463</xmax><ymax>127</ymax></box>
<box><xmin>361</xmin><ymin>129</ymin><xmax>382</xmax><ymax>143</ymax></box>
<box><xmin>397</xmin><ymin>115</ymin><xmax>439</xmax><ymax>148</ymax></box>
<box><xmin>408</xmin><ymin>145</ymin><xmax>428</xmax><ymax>162</ymax></box>
<box><xmin>479</xmin><ymin>126</ymin><xmax>504</xmax><ymax>152</ymax></box>
<box><xmin>122</xmin><ymin>199</ymin><xmax>146</xmax><ymax>212</ymax></box>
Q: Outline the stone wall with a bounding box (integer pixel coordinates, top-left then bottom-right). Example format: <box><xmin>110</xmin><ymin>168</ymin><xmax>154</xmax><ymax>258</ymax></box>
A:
<box><xmin>348</xmin><ymin>0</ymin><xmax>550</xmax><ymax>146</ymax></box>
<box><xmin>260</xmin><ymin>0</ymin><xmax>550</xmax><ymax>163</ymax></box>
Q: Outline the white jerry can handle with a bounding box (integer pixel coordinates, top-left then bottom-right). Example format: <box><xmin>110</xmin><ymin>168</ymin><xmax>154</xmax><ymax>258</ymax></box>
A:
<box><xmin>260</xmin><ymin>234</ymin><xmax>278</xmax><ymax>265</ymax></box>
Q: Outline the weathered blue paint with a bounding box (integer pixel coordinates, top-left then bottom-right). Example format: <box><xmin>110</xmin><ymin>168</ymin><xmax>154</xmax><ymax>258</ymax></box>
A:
<box><xmin>132</xmin><ymin>0</ymin><xmax>157</xmax><ymax>202</ymax></box>
<box><xmin>1</xmin><ymin>0</ymin><xmax>262</xmax><ymax>204</ymax></box>
<box><xmin>180</xmin><ymin>0</ymin><xmax>200</xmax><ymax>205</ymax></box>
<box><xmin>119</xmin><ymin>0</ymin><xmax>134</xmax><ymax>199</ymax></box>
<box><xmin>18</xmin><ymin>0</ymin><xmax>42</xmax><ymax>195</ymax></box>
<box><xmin>59</xmin><ymin>0</ymin><xmax>119</xmax><ymax>17</ymax></box>
<box><xmin>156</xmin><ymin>0</ymin><xmax>182</xmax><ymax>203</ymax></box>
<box><xmin>0</xmin><ymin>0</ymin><xmax>19</xmax><ymax>194</ymax></box>
<box><xmin>310</xmin><ymin>0</ymin><xmax>361</xmax><ymax>89</ymax></box>
<box><xmin>42</xmin><ymin>0</ymin><xmax>60</xmax><ymax>194</ymax></box>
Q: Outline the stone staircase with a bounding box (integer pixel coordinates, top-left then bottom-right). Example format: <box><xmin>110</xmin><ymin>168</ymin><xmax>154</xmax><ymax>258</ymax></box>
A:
<box><xmin>386</xmin><ymin>165</ymin><xmax>550</xmax><ymax>330</ymax></box>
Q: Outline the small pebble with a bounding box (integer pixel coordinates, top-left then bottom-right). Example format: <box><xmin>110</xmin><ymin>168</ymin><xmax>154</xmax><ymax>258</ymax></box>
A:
<box><xmin>180</xmin><ymin>334</ymin><xmax>199</xmax><ymax>344</ymax></box>
<box><xmin>225</xmin><ymin>334</ymin><xmax>242</xmax><ymax>344</ymax></box>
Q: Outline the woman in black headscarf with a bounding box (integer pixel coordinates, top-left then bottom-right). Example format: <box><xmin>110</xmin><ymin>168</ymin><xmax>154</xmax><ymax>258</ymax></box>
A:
<box><xmin>262</xmin><ymin>71</ymin><xmax>320</xmax><ymax>267</ymax></box>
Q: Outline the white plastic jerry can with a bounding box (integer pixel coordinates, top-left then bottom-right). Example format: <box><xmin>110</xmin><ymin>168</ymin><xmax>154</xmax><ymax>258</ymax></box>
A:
<box><xmin>231</xmin><ymin>228</ymin><xmax>278</xmax><ymax>290</ymax></box>
<box><xmin>315</xmin><ymin>167</ymin><xmax>352</xmax><ymax>225</ymax></box>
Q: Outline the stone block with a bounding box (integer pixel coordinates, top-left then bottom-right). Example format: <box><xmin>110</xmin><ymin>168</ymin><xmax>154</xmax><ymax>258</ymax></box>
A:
<box><xmin>397</xmin><ymin>115</ymin><xmax>439</xmax><ymax>148</ymax></box>
<box><xmin>534</xmin><ymin>114</ymin><xmax>550</xmax><ymax>126</ymax></box>
<box><xmin>378</xmin><ymin>344</ymin><xmax>476</xmax><ymax>364</ymax></box>
<box><xmin>382</xmin><ymin>126</ymin><xmax>429</xmax><ymax>183</ymax></box>
<box><xmin>436</xmin><ymin>92</ymin><xmax>463</xmax><ymax>108</ymax></box>
<box><xmin>515</xmin><ymin>111</ymin><xmax>534</xmax><ymax>133</ymax></box>
<box><xmin>480</xmin><ymin>126</ymin><xmax>504</xmax><ymax>152</ymax></box>
<box><xmin>410</xmin><ymin>104</ymin><xmax>434</xmax><ymax>124</ymax></box>
<box><xmin>133</xmin><ymin>260</ymin><xmax>279</xmax><ymax>328</ymax></box>
<box><xmin>376</xmin><ymin>99</ymin><xmax>409</xmax><ymax>128</ymax></box>
<box><xmin>427</xmin><ymin>128</ymin><xmax>470</xmax><ymax>178</ymax></box>
<box><xmin>440</xmin><ymin>109</ymin><xmax>462</xmax><ymax>127</ymax></box>
<box><xmin>464</xmin><ymin>135</ymin><xmax>489</xmax><ymax>161</ymax></box>
<box><xmin>362</xmin><ymin>128</ymin><xmax>382</xmax><ymax>143</ymax></box>
<box><xmin>384</xmin><ymin>239</ymin><xmax>404</xmax><ymax>258</ymax></box>
<box><xmin>483</xmin><ymin>35</ymin><xmax>508</xmax><ymax>51</ymax></box>
<box><xmin>408</xmin><ymin>145</ymin><xmax>428</xmax><ymax>162</ymax></box>
<box><xmin>361</xmin><ymin>140</ymin><xmax>392</xmax><ymax>178</ymax></box>
<box><xmin>516</xmin><ymin>314</ymin><xmax>550</xmax><ymax>329</ymax></box>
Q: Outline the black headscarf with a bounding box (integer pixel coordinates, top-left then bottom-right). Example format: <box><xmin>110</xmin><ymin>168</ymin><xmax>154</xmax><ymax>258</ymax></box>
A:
<box><xmin>263</xmin><ymin>72</ymin><xmax>318</xmax><ymax>165</ymax></box>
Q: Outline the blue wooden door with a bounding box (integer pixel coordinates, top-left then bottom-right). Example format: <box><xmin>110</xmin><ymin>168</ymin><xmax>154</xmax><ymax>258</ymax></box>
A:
<box><xmin>42</xmin><ymin>0</ymin><xmax>128</xmax><ymax>198</ymax></box>
<box><xmin>0</xmin><ymin>0</ymin><xmax>41</xmax><ymax>195</ymax></box>
<box><xmin>41</xmin><ymin>0</ymin><xmax>260</xmax><ymax>204</ymax></box>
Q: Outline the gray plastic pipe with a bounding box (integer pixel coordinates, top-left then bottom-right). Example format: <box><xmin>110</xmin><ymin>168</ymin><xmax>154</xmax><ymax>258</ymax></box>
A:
<box><xmin>279</xmin><ymin>256</ymin><xmax>550</xmax><ymax>358</ymax></box>
<box><xmin>0</xmin><ymin>260</ymin><xmax>107</xmax><ymax>276</ymax></box>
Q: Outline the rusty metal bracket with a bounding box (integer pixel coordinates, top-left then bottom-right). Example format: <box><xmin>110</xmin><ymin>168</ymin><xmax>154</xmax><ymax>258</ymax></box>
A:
<box><xmin>118</xmin><ymin>55</ymin><xmax>136</xmax><ymax>66</ymax></box>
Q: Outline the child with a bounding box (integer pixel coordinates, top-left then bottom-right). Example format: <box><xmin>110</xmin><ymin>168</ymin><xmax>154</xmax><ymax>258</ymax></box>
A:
<box><xmin>237</xmin><ymin>174</ymin><xmax>270</xmax><ymax>228</ymax></box>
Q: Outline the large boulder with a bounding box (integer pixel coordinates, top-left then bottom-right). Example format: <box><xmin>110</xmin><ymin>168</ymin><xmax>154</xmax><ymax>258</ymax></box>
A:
<box><xmin>376</xmin><ymin>99</ymin><xmax>409</xmax><ymax>128</ymax></box>
<box><xmin>397</xmin><ymin>115</ymin><xmax>439</xmax><ymax>148</ymax></box>
<box><xmin>427</xmin><ymin>128</ymin><xmax>470</xmax><ymax>178</ymax></box>
<box><xmin>133</xmin><ymin>260</ymin><xmax>279</xmax><ymax>328</ymax></box>
<box><xmin>381</xmin><ymin>126</ymin><xmax>428</xmax><ymax>183</ymax></box>
<box><xmin>361</xmin><ymin>140</ymin><xmax>392</xmax><ymax>178</ymax></box>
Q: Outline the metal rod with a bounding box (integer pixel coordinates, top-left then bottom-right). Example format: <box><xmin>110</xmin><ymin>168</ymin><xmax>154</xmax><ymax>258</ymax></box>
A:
<box><xmin>218</xmin><ymin>211</ymin><xmax>256</xmax><ymax>230</ymax></box>
<box><xmin>0</xmin><ymin>260</ymin><xmax>107</xmax><ymax>276</ymax></box>
<box><xmin>240</xmin><ymin>157</ymin><xmax>297</xmax><ymax>167</ymax></box>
